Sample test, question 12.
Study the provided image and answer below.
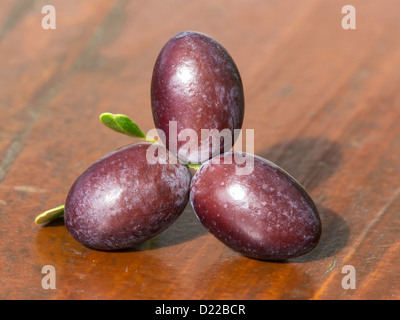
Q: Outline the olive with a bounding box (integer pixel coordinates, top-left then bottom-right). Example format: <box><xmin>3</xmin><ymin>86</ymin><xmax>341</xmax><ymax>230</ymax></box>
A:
<box><xmin>65</xmin><ymin>143</ymin><xmax>191</xmax><ymax>250</ymax></box>
<box><xmin>151</xmin><ymin>31</ymin><xmax>244</xmax><ymax>163</ymax></box>
<box><xmin>190</xmin><ymin>152</ymin><xmax>321</xmax><ymax>260</ymax></box>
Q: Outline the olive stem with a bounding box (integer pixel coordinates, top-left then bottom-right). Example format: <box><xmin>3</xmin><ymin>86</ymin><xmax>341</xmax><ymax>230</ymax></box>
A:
<box><xmin>186</xmin><ymin>163</ymin><xmax>201</xmax><ymax>170</ymax></box>
<box><xmin>35</xmin><ymin>205</ymin><xmax>64</xmax><ymax>225</ymax></box>
<box><xmin>100</xmin><ymin>112</ymin><xmax>202</xmax><ymax>171</ymax></box>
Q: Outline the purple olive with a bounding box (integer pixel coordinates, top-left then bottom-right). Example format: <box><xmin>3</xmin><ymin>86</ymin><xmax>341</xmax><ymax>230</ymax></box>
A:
<box><xmin>64</xmin><ymin>143</ymin><xmax>191</xmax><ymax>250</ymax></box>
<box><xmin>190</xmin><ymin>152</ymin><xmax>322</xmax><ymax>260</ymax></box>
<box><xmin>151</xmin><ymin>31</ymin><xmax>244</xmax><ymax>163</ymax></box>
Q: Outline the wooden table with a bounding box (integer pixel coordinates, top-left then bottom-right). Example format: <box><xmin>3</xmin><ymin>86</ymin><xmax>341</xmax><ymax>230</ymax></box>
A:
<box><xmin>0</xmin><ymin>0</ymin><xmax>399</xmax><ymax>300</ymax></box>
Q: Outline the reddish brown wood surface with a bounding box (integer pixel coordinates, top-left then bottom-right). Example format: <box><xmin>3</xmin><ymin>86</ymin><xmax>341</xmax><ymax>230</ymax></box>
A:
<box><xmin>0</xmin><ymin>0</ymin><xmax>399</xmax><ymax>300</ymax></box>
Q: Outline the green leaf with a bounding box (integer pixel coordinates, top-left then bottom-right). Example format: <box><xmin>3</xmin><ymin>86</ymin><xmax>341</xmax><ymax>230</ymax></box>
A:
<box><xmin>35</xmin><ymin>205</ymin><xmax>65</xmax><ymax>225</ymax></box>
<box><xmin>100</xmin><ymin>113</ymin><xmax>146</xmax><ymax>139</ymax></box>
<box><xmin>99</xmin><ymin>113</ymin><xmax>125</xmax><ymax>134</ymax></box>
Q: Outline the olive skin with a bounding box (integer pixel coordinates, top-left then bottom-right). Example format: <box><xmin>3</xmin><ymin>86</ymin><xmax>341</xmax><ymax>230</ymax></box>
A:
<box><xmin>190</xmin><ymin>152</ymin><xmax>322</xmax><ymax>260</ymax></box>
<box><xmin>151</xmin><ymin>31</ymin><xmax>244</xmax><ymax>163</ymax></box>
<box><xmin>64</xmin><ymin>143</ymin><xmax>191</xmax><ymax>251</ymax></box>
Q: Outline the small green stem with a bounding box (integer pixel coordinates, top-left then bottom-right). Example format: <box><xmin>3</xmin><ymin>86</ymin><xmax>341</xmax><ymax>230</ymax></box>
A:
<box><xmin>35</xmin><ymin>205</ymin><xmax>64</xmax><ymax>225</ymax></box>
<box><xmin>186</xmin><ymin>163</ymin><xmax>201</xmax><ymax>171</ymax></box>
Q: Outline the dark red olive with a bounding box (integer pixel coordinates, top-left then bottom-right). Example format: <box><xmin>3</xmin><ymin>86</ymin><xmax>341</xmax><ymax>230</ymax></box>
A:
<box><xmin>151</xmin><ymin>31</ymin><xmax>244</xmax><ymax>163</ymax></box>
<box><xmin>64</xmin><ymin>143</ymin><xmax>191</xmax><ymax>251</ymax></box>
<box><xmin>190</xmin><ymin>152</ymin><xmax>321</xmax><ymax>260</ymax></box>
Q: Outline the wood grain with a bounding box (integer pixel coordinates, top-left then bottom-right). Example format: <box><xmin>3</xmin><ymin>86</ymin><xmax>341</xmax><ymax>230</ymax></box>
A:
<box><xmin>0</xmin><ymin>0</ymin><xmax>399</xmax><ymax>300</ymax></box>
